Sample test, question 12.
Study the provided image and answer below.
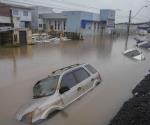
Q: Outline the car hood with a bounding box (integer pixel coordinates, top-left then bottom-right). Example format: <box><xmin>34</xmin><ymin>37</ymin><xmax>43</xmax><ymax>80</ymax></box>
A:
<box><xmin>16</xmin><ymin>95</ymin><xmax>56</xmax><ymax>121</ymax></box>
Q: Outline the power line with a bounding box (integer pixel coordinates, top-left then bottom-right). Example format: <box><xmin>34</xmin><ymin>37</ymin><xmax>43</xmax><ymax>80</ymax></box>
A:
<box><xmin>2</xmin><ymin>0</ymin><xmax>80</xmax><ymax>11</ymax></box>
<box><xmin>2</xmin><ymin>0</ymin><xmax>149</xmax><ymax>22</ymax></box>
<box><xmin>4</xmin><ymin>0</ymin><xmax>100</xmax><ymax>12</ymax></box>
<box><xmin>50</xmin><ymin>0</ymin><xmax>100</xmax><ymax>10</ymax></box>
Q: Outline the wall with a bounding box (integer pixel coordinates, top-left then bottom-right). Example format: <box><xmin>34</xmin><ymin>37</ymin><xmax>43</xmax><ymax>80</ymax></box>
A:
<box><xmin>115</xmin><ymin>23</ymin><xmax>138</xmax><ymax>34</ymax></box>
<box><xmin>0</xmin><ymin>16</ymin><xmax>10</xmax><ymax>23</ymax></box>
<box><xmin>31</xmin><ymin>7</ymin><xmax>39</xmax><ymax>30</ymax></box>
<box><xmin>63</xmin><ymin>11</ymin><xmax>81</xmax><ymax>33</ymax></box>
<box><xmin>80</xmin><ymin>12</ymin><xmax>98</xmax><ymax>35</ymax></box>
<box><xmin>38</xmin><ymin>18</ymin><xmax>43</xmax><ymax>30</ymax></box>
<box><xmin>100</xmin><ymin>9</ymin><xmax>115</xmax><ymax>21</ymax></box>
<box><xmin>11</xmin><ymin>8</ymin><xmax>32</xmax><ymax>22</ymax></box>
<box><xmin>100</xmin><ymin>9</ymin><xmax>115</xmax><ymax>28</ymax></box>
<box><xmin>0</xmin><ymin>3</ymin><xmax>10</xmax><ymax>17</ymax></box>
<box><xmin>13</xmin><ymin>29</ymin><xmax>32</xmax><ymax>44</ymax></box>
<box><xmin>63</xmin><ymin>11</ymin><xmax>101</xmax><ymax>35</ymax></box>
<box><xmin>31</xmin><ymin>6</ymin><xmax>53</xmax><ymax>31</ymax></box>
<box><xmin>13</xmin><ymin>17</ymin><xmax>20</xmax><ymax>28</ymax></box>
<box><xmin>0</xmin><ymin>3</ymin><xmax>11</xmax><ymax>24</ymax></box>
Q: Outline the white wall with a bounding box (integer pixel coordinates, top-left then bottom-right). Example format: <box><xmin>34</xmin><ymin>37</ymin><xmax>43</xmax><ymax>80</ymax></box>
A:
<box><xmin>0</xmin><ymin>16</ymin><xmax>10</xmax><ymax>23</ymax></box>
<box><xmin>43</xmin><ymin>19</ymin><xmax>66</xmax><ymax>32</ymax></box>
<box><xmin>12</xmin><ymin>8</ymin><xmax>32</xmax><ymax>22</ymax></box>
<box><xmin>13</xmin><ymin>17</ymin><xmax>20</xmax><ymax>28</ymax></box>
<box><xmin>38</xmin><ymin>18</ymin><xmax>43</xmax><ymax>30</ymax></box>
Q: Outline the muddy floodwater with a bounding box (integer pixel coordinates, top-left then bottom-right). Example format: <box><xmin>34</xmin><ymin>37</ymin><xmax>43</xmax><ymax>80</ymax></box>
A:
<box><xmin>0</xmin><ymin>36</ymin><xmax>150</xmax><ymax>125</ymax></box>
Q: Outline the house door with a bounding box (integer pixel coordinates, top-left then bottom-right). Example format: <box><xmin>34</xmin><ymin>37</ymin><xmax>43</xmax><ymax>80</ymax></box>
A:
<box><xmin>19</xmin><ymin>31</ymin><xmax>27</xmax><ymax>45</ymax></box>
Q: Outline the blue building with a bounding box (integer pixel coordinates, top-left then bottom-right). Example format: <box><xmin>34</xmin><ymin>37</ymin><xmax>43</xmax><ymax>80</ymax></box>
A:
<box><xmin>32</xmin><ymin>9</ymin><xmax>116</xmax><ymax>35</ymax></box>
<box><xmin>100</xmin><ymin>9</ymin><xmax>116</xmax><ymax>34</ymax></box>
<box><xmin>63</xmin><ymin>11</ymin><xmax>101</xmax><ymax>35</ymax></box>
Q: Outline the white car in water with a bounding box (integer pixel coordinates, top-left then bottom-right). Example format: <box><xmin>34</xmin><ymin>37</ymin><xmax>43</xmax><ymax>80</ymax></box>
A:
<box><xmin>123</xmin><ymin>48</ymin><xmax>145</xmax><ymax>61</ymax></box>
<box><xmin>137</xmin><ymin>41</ymin><xmax>150</xmax><ymax>50</ymax></box>
<box><xmin>16</xmin><ymin>63</ymin><xmax>102</xmax><ymax>124</ymax></box>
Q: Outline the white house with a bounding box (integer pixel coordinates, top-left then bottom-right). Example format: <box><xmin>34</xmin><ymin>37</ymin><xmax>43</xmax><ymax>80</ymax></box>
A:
<box><xmin>31</xmin><ymin>6</ymin><xmax>54</xmax><ymax>31</ymax></box>
<box><xmin>39</xmin><ymin>13</ymin><xmax>67</xmax><ymax>32</ymax></box>
<box><xmin>9</xmin><ymin>4</ymin><xmax>32</xmax><ymax>29</ymax></box>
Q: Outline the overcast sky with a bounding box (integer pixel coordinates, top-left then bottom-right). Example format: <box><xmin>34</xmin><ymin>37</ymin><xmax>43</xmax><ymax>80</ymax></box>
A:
<box><xmin>2</xmin><ymin>0</ymin><xmax>150</xmax><ymax>23</ymax></box>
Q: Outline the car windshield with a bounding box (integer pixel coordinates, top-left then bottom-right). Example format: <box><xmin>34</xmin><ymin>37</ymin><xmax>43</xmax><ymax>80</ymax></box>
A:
<box><xmin>125</xmin><ymin>50</ymin><xmax>141</xmax><ymax>57</ymax></box>
<box><xmin>33</xmin><ymin>75</ymin><xmax>59</xmax><ymax>98</ymax></box>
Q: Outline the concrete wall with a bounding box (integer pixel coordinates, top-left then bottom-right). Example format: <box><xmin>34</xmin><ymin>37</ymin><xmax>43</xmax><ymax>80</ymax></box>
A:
<box><xmin>0</xmin><ymin>2</ymin><xmax>10</xmax><ymax>17</ymax></box>
<box><xmin>11</xmin><ymin>8</ymin><xmax>32</xmax><ymax>22</ymax></box>
<box><xmin>13</xmin><ymin>29</ymin><xmax>32</xmax><ymax>44</ymax></box>
<box><xmin>11</xmin><ymin>7</ymin><xmax>32</xmax><ymax>29</ymax></box>
<box><xmin>63</xmin><ymin>11</ymin><xmax>101</xmax><ymax>35</ymax></box>
<box><xmin>38</xmin><ymin>18</ymin><xmax>43</xmax><ymax>30</ymax></box>
<box><xmin>63</xmin><ymin>11</ymin><xmax>81</xmax><ymax>33</ymax></box>
<box><xmin>115</xmin><ymin>23</ymin><xmax>138</xmax><ymax>34</ymax></box>
<box><xmin>31</xmin><ymin>6</ymin><xmax>53</xmax><ymax>31</ymax></box>
<box><xmin>43</xmin><ymin>19</ymin><xmax>66</xmax><ymax>32</ymax></box>
<box><xmin>0</xmin><ymin>16</ymin><xmax>10</xmax><ymax>23</ymax></box>
<box><xmin>100</xmin><ymin>9</ymin><xmax>115</xmax><ymax>28</ymax></box>
<box><xmin>100</xmin><ymin>9</ymin><xmax>115</xmax><ymax>21</ymax></box>
<box><xmin>31</xmin><ymin>7</ymin><xmax>39</xmax><ymax>30</ymax></box>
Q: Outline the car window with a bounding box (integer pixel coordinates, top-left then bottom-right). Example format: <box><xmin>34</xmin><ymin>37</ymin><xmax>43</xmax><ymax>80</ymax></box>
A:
<box><xmin>33</xmin><ymin>75</ymin><xmax>59</xmax><ymax>98</ymax></box>
<box><xmin>125</xmin><ymin>50</ymin><xmax>140</xmax><ymax>57</ymax></box>
<box><xmin>61</xmin><ymin>72</ymin><xmax>77</xmax><ymax>89</ymax></box>
<box><xmin>85</xmin><ymin>64</ymin><xmax>97</xmax><ymax>74</ymax></box>
<box><xmin>73</xmin><ymin>68</ymin><xmax>90</xmax><ymax>83</ymax></box>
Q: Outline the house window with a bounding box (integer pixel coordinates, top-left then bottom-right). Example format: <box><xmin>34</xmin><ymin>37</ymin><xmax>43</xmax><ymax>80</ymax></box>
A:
<box><xmin>39</xmin><ymin>24</ymin><xmax>42</xmax><ymax>28</ymax></box>
<box><xmin>13</xmin><ymin>10</ymin><xmax>18</xmax><ymax>16</ymax></box>
<box><xmin>58</xmin><ymin>23</ymin><xmax>60</xmax><ymax>30</ymax></box>
<box><xmin>98</xmin><ymin>24</ymin><xmax>100</xmax><ymax>30</ymax></box>
<box><xmin>64</xmin><ymin>21</ymin><xmax>66</xmax><ymax>30</ymax></box>
<box><xmin>23</xmin><ymin>11</ymin><xmax>28</xmax><ymax>16</ymax></box>
<box><xmin>55</xmin><ymin>21</ymin><xmax>57</xmax><ymax>30</ymax></box>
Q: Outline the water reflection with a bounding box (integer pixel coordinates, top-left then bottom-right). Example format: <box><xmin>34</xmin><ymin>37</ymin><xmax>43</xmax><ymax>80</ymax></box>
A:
<box><xmin>0</xmin><ymin>36</ymin><xmax>149</xmax><ymax>125</ymax></box>
<box><xmin>0</xmin><ymin>46</ymin><xmax>33</xmax><ymax>87</ymax></box>
<box><xmin>0</xmin><ymin>46</ymin><xmax>33</xmax><ymax>58</ymax></box>
<box><xmin>124</xmin><ymin>36</ymin><xmax>129</xmax><ymax>51</ymax></box>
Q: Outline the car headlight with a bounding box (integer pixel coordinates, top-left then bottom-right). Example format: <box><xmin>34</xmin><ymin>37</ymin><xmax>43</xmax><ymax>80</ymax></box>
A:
<box><xmin>32</xmin><ymin>108</ymin><xmax>42</xmax><ymax>118</ymax></box>
<box><xmin>22</xmin><ymin>112</ymin><xmax>32</xmax><ymax>123</ymax></box>
<box><xmin>22</xmin><ymin>108</ymin><xmax>42</xmax><ymax>124</ymax></box>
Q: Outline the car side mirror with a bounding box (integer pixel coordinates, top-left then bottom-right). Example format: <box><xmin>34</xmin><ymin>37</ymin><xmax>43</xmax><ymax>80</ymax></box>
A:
<box><xmin>59</xmin><ymin>86</ymin><xmax>70</xmax><ymax>94</ymax></box>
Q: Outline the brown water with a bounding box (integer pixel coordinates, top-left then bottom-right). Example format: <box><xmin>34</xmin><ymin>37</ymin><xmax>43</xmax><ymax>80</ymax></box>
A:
<box><xmin>0</xmin><ymin>36</ymin><xmax>149</xmax><ymax>125</ymax></box>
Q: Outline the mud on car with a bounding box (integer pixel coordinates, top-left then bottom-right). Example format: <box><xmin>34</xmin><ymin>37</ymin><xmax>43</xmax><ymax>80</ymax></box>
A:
<box><xmin>16</xmin><ymin>63</ymin><xmax>102</xmax><ymax>124</ymax></box>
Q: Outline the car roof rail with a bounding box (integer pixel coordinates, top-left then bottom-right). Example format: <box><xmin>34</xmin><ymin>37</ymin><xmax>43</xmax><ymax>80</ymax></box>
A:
<box><xmin>52</xmin><ymin>64</ymin><xmax>81</xmax><ymax>74</ymax></box>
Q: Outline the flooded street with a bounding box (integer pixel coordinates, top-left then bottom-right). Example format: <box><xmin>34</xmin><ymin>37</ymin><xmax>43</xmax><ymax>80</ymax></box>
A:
<box><xmin>0</xmin><ymin>36</ymin><xmax>150</xmax><ymax>125</ymax></box>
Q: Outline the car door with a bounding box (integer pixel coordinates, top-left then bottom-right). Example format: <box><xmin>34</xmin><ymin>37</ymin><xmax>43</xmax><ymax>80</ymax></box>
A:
<box><xmin>72</xmin><ymin>68</ymin><xmax>93</xmax><ymax>97</ymax></box>
<box><xmin>59</xmin><ymin>72</ymin><xmax>79</xmax><ymax>106</ymax></box>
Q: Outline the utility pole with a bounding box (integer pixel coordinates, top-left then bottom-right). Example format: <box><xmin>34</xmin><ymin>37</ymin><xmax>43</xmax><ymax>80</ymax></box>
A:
<box><xmin>125</xmin><ymin>10</ymin><xmax>132</xmax><ymax>51</ymax></box>
<box><xmin>125</xmin><ymin>6</ymin><xmax>147</xmax><ymax>51</ymax></box>
<box><xmin>127</xmin><ymin>10</ymin><xmax>132</xmax><ymax>36</ymax></box>
<box><xmin>10</xmin><ymin>9</ymin><xmax>14</xmax><ymax>44</ymax></box>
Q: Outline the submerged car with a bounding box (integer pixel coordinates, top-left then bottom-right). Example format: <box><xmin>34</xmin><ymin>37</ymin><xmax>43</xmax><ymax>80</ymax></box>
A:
<box><xmin>123</xmin><ymin>48</ymin><xmax>145</xmax><ymax>61</ymax></box>
<box><xmin>137</xmin><ymin>41</ymin><xmax>150</xmax><ymax>50</ymax></box>
<box><xmin>16</xmin><ymin>63</ymin><xmax>102</xmax><ymax>124</ymax></box>
<box><xmin>134</xmin><ymin>38</ymin><xmax>145</xmax><ymax>44</ymax></box>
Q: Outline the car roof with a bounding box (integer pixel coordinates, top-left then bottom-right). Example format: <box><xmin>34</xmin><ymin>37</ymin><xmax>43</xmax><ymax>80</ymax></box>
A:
<box><xmin>51</xmin><ymin>63</ymin><xmax>87</xmax><ymax>76</ymax></box>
